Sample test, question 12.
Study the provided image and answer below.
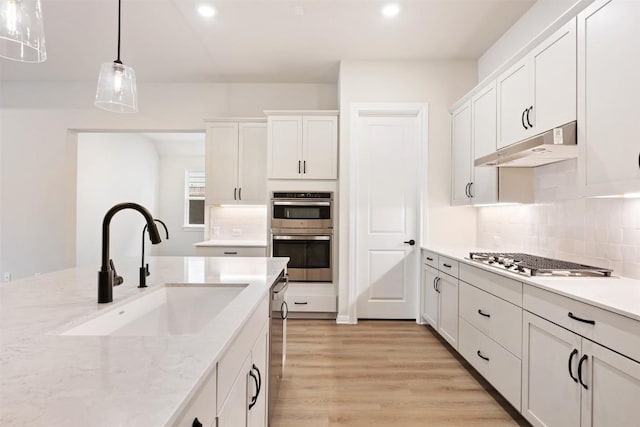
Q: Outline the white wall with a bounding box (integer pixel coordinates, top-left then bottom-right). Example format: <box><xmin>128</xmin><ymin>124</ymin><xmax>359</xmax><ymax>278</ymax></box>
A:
<box><xmin>154</xmin><ymin>154</ymin><xmax>205</xmax><ymax>256</ymax></box>
<box><xmin>337</xmin><ymin>60</ymin><xmax>478</xmax><ymax>322</ymax></box>
<box><xmin>477</xmin><ymin>160</ymin><xmax>640</xmax><ymax>280</ymax></box>
<box><xmin>0</xmin><ymin>81</ymin><xmax>337</xmax><ymax>279</ymax></box>
<box><xmin>478</xmin><ymin>0</ymin><xmax>581</xmax><ymax>80</ymax></box>
<box><xmin>76</xmin><ymin>133</ymin><xmax>159</xmax><ymax>267</ymax></box>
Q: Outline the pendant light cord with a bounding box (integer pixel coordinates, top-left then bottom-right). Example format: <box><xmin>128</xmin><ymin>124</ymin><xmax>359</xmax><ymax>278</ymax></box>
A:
<box><xmin>115</xmin><ymin>0</ymin><xmax>122</xmax><ymax>64</ymax></box>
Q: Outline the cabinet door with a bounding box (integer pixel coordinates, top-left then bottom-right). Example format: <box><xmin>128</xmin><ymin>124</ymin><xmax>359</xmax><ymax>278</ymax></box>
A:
<box><xmin>581</xmin><ymin>340</ymin><xmax>640</xmax><ymax>427</ymax></box>
<box><xmin>497</xmin><ymin>57</ymin><xmax>531</xmax><ymax>149</ymax></box>
<box><xmin>248</xmin><ymin>323</ymin><xmax>269</xmax><ymax>427</ymax></box>
<box><xmin>238</xmin><ymin>123</ymin><xmax>267</xmax><ymax>204</ymax></box>
<box><xmin>302</xmin><ymin>116</ymin><xmax>338</xmax><ymax>180</ymax></box>
<box><xmin>522</xmin><ymin>311</ymin><xmax>581</xmax><ymax>427</ymax></box>
<box><xmin>207</xmin><ymin>123</ymin><xmax>240</xmax><ymax>204</ymax></box>
<box><xmin>437</xmin><ymin>273</ymin><xmax>458</xmax><ymax>349</ymax></box>
<box><xmin>530</xmin><ymin>18</ymin><xmax>577</xmax><ymax>132</ymax></box>
<box><xmin>451</xmin><ymin>101</ymin><xmax>472</xmax><ymax>206</ymax></box>
<box><xmin>421</xmin><ymin>265</ymin><xmax>439</xmax><ymax>328</ymax></box>
<box><xmin>217</xmin><ymin>353</ymin><xmax>251</xmax><ymax>427</ymax></box>
<box><xmin>578</xmin><ymin>0</ymin><xmax>640</xmax><ymax>196</ymax></box>
<box><xmin>268</xmin><ymin>116</ymin><xmax>303</xmax><ymax>179</ymax></box>
<box><xmin>471</xmin><ymin>83</ymin><xmax>498</xmax><ymax>205</ymax></box>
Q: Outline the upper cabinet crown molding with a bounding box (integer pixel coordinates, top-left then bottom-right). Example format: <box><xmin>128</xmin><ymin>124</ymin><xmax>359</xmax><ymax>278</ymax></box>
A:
<box><xmin>204</xmin><ymin>117</ymin><xmax>267</xmax><ymax>123</ymax></box>
<box><xmin>264</xmin><ymin>110</ymin><xmax>339</xmax><ymax>117</ymax></box>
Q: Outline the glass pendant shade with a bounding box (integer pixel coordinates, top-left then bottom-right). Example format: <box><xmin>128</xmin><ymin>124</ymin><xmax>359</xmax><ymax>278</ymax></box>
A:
<box><xmin>0</xmin><ymin>0</ymin><xmax>47</xmax><ymax>62</ymax></box>
<box><xmin>95</xmin><ymin>61</ymin><xmax>138</xmax><ymax>113</ymax></box>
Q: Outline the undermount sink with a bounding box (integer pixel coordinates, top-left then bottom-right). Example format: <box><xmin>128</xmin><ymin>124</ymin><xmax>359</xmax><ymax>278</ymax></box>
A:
<box><xmin>61</xmin><ymin>284</ymin><xmax>248</xmax><ymax>336</ymax></box>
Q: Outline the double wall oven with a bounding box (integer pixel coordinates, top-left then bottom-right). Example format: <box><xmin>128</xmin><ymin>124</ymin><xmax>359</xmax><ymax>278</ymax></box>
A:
<box><xmin>270</xmin><ymin>192</ymin><xmax>333</xmax><ymax>282</ymax></box>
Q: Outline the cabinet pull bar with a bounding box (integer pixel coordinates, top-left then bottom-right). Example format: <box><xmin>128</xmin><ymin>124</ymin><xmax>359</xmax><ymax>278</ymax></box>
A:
<box><xmin>476</xmin><ymin>350</ymin><xmax>490</xmax><ymax>361</ymax></box>
<box><xmin>477</xmin><ymin>309</ymin><xmax>490</xmax><ymax>318</ymax></box>
<box><xmin>248</xmin><ymin>369</ymin><xmax>259</xmax><ymax>409</ymax></box>
<box><xmin>238</xmin><ymin>187</ymin><xmax>242</xmax><ymax>200</ymax></box>
<box><xmin>298</xmin><ymin>160</ymin><xmax>301</xmax><ymax>174</ymax></box>
<box><xmin>568</xmin><ymin>349</ymin><xmax>579</xmax><ymax>383</ymax></box>
<box><xmin>526</xmin><ymin>106</ymin><xmax>534</xmax><ymax>128</ymax></box>
<box><xmin>223</xmin><ymin>251</ymin><xmax>238</xmax><ymax>255</ymax></box>
<box><xmin>443</xmin><ymin>263</ymin><xmax>452</xmax><ymax>268</ymax></box>
<box><xmin>464</xmin><ymin>182</ymin><xmax>470</xmax><ymax>198</ymax></box>
<box><xmin>433</xmin><ymin>276</ymin><xmax>437</xmax><ymax>291</ymax></box>
<box><xmin>568</xmin><ymin>312</ymin><xmax>595</xmax><ymax>325</ymax></box>
<box><xmin>468</xmin><ymin>182</ymin><xmax>474</xmax><ymax>198</ymax></box>
<box><xmin>522</xmin><ymin>109</ymin><xmax>528</xmax><ymax>130</ymax></box>
<box><xmin>435</xmin><ymin>277</ymin><xmax>441</xmax><ymax>293</ymax></box>
<box><xmin>578</xmin><ymin>354</ymin><xmax>589</xmax><ymax>390</ymax></box>
<box><xmin>253</xmin><ymin>364</ymin><xmax>262</xmax><ymax>399</ymax></box>
<box><xmin>294</xmin><ymin>301</ymin><xmax>308</xmax><ymax>305</ymax></box>
<box><xmin>233</xmin><ymin>188</ymin><xmax>237</xmax><ymax>200</ymax></box>
<box><xmin>426</xmin><ymin>257</ymin><xmax>434</xmax><ymax>261</ymax></box>
<box><xmin>303</xmin><ymin>160</ymin><xmax>306</xmax><ymax>173</ymax></box>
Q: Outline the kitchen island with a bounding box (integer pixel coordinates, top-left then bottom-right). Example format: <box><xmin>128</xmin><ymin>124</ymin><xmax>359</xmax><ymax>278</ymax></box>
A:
<box><xmin>0</xmin><ymin>256</ymin><xmax>288</xmax><ymax>426</ymax></box>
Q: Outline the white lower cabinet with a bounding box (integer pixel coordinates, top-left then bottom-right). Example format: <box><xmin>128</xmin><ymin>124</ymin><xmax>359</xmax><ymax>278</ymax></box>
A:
<box><xmin>421</xmin><ymin>265</ymin><xmax>439</xmax><ymax>328</ymax></box>
<box><xmin>522</xmin><ymin>311</ymin><xmax>640</xmax><ymax>427</ymax></box>
<box><xmin>194</xmin><ymin>246</ymin><xmax>268</xmax><ymax>257</ymax></box>
<box><xmin>438</xmin><ymin>273</ymin><xmax>459</xmax><ymax>349</ymax></box>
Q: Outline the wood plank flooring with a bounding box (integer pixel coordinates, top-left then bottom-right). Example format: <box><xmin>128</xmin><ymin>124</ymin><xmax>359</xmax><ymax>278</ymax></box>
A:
<box><xmin>272</xmin><ymin>320</ymin><xmax>529</xmax><ymax>427</ymax></box>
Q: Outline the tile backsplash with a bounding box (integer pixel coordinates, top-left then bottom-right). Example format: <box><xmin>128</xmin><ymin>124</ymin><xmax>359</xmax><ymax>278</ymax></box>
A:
<box><xmin>207</xmin><ymin>205</ymin><xmax>267</xmax><ymax>241</ymax></box>
<box><xmin>477</xmin><ymin>160</ymin><xmax>640</xmax><ymax>279</ymax></box>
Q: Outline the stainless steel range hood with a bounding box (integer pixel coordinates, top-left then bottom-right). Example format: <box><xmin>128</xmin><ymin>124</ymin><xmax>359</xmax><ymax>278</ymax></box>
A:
<box><xmin>475</xmin><ymin>121</ymin><xmax>577</xmax><ymax>168</ymax></box>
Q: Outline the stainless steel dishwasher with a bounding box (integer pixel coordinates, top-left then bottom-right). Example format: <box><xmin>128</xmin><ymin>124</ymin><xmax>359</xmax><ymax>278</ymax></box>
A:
<box><xmin>269</xmin><ymin>272</ymin><xmax>288</xmax><ymax>424</ymax></box>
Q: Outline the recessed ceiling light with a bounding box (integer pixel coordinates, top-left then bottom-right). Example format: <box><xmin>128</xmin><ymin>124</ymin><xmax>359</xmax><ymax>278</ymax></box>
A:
<box><xmin>381</xmin><ymin>3</ymin><xmax>401</xmax><ymax>18</ymax></box>
<box><xmin>197</xmin><ymin>4</ymin><xmax>216</xmax><ymax>18</ymax></box>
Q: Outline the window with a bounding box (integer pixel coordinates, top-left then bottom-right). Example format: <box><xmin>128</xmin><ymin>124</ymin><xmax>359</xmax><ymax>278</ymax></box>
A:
<box><xmin>185</xmin><ymin>171</ymin><xmax>205</xmax><ymax>227</ymax></box>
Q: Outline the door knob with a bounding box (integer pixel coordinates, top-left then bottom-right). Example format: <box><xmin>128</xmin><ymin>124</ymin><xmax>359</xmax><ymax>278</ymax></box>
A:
<box><xmin>403</xmin><ymin>239</ymin><xmax>416</xmax><ymax>246</ymax></box>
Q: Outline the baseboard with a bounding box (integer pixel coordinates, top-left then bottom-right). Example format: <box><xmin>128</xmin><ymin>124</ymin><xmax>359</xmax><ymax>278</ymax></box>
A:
<box><xmin>336</xmin><ymin>314</ymin><xmax>356</xmax><ymax>324</ymax></box>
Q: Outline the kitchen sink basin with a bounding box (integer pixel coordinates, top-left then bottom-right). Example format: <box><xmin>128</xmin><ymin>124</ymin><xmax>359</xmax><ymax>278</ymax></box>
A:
<box><xmin>61</xmin><ymin>284</ymin><xmax>248</xmax><ymax>336</ymax></box>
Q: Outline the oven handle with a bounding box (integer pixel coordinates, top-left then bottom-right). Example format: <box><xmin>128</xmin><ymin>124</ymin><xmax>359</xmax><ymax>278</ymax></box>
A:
<box><xmin>273</xmin><ymin>235</ymin><xmax>331</xmax><ymax>241</ymax></box>
<box><xmin>272</xmin><ymin>201</ymin><xmax>331</xmax><ymax>206</ymax></box>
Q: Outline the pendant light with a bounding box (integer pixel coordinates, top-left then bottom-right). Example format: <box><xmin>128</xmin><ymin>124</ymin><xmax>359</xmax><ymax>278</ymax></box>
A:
<box><xmin>95</xmin><ymin>0</ymin><xmax>138</xmax><ymax>113</ymax></box>
<box><xmin>0</xmin><ymin>0</ymin><xmax>47</xmax><ymax>62</ymax></box>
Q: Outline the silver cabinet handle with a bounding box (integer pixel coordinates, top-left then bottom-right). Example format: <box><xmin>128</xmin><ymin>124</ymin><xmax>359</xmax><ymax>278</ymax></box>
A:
<box><xmin>223</xmin><ymin>251</ymin><xmax>238</xmax><ymax>255</ymax></box>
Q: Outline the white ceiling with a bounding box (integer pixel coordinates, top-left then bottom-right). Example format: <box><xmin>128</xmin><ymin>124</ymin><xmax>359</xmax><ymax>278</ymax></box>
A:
<box><xmin>0</xmin><ymin>0</ymin><xmax>535</xmax><ymax>83</ymax></box>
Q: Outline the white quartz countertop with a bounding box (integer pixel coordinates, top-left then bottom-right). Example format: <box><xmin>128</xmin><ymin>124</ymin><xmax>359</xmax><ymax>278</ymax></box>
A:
<box><xmin>422</xmin><ymin>245</ymin><xmax>640</xmax><ymax>322</ymax></box>
<box><xmin>0</xmin><ymin>256</ymin><xmax>288</xmax><ymax>426</ymax></box>
<box><xmin>194</xmin><ymin>239</ymin><xmax>268</xmax><ymax>247</ymax></box>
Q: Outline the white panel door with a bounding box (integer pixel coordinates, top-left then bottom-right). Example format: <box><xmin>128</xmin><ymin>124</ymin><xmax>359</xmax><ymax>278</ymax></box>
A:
<box><xmin>248</xmin><ymin>323</ymin><xmax>269</xmax><ymax>427</ymax></box>
<box><xmin>302</xmin><ymin>116</ymin><xmax>338</xmax><ymax>180</ymax></box>
<box><xmin>522</xmin><ymin>311</ymin><xmax>582</xmax><ymax>427</ymax></box>
<box><xmin>578</xmin><ymin>0</ymin><xmax>640</xmax><ymax>195</ymax></box>
<box><xmin>471</xmin><ymin>83</ymin><xmax>498</xmax><ymax>205</ymax></box>
<box><xmin>530</xmin><ymin>18</ymin><xmax>577</xmax><ymax>132</ymax></box>
<box><xmin>238</xmin><ymin>123</ymin><xmax>267</xmax><ymax>204</ymax></box>
<box><xmin>422</xmin><ymin>265</ymin><xmax>439</xmax><ymax>328</ymax></box>
<box><xmin>497</xmin><ymin>58</ymin><xmax>531</xmax><ymax>149</ymax></box>
<box><xmin>207</xmin><ymin>122</ymin><xmax>239</xmax><ymax>204</ymax></box>
<box><xmin>356</xmin><ymin>113</ymin><xmax>420</xmax><ymax>319</ymax></box>
<box><xmin>581</xmin><ymin>339</ymin><xmax>640</xmax><ymax>427</ymax></box>
<box><xmin>217</xmin><ymin>354</ymin><xmax>250</xmax><ymax>427</ymax></box>
<box><xmin>268</xmin><ymin>116</ymin><xmax>303</xmax><ymax>179</ymax></box>
<box><xmin>451</xmin><ymin>101</ymin><xmax>472</xmax><ymax>205</ymax></box>
<box><xmin>437</xmin><ymin>273</ymin><xmax>458</xmax><ymax>349</ymax></box>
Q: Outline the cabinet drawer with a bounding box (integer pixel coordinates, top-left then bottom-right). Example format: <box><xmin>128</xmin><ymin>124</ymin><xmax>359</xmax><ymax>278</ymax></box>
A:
<box><xmin>285</xmin><ymin>294</ymin><xmax>336</xmax><ymax>312</ymax></box>
<box><xmin>422</xmin><ymin>250</ymin><xmax>438</xmax><ymax>269</ymax></box>
<box><xmin>459</xmin><ymin>263</ymin><xmax>523</xmax><ymax>306</ymax></box>
<box><xmin>173</xmin><ymin>366</ymin><xmax>218</xmax><ymax>427</ymax></box>
<box><xmin>459</xmin><ymin>282</ymin><xmax>522</xmax><ymax>358</ymax></box>
<box><xmin>218</xmin><ymin>296</ymin><xmax>268</xmax><ymax>407</ymax></box>
<box><xmin>523</xmin><ymin>284</ymin><xmax>640</xmax><ymax>363</ymax></box>
<box><xmin>195</xmin><ymin>246</ymin><xmax>267</xmax><ymax>257</ymax></box>
<box><xmin>459</xmin><ymin>319</ymin><xmax>522</xmax><ymax>411</ymax></box>
<box><xmin>439</xmin><ymin>256</ymin><xmax>459</xmax><ymax>278</ymax></box>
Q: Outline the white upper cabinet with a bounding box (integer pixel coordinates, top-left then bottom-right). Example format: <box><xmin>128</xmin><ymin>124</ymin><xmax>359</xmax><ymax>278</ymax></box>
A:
<box><xmin>497</xmin><ymin>18</ymin><xmax>577</xmax><ymax>150</ymax></box>
<box><xmin>267</xmin><ymin>112</ymin><xmax>338</xmax><ymax>180</ymax></box>
<box><xmin>206</xmin><ymin>121</ymin><xmax>267</xmax><ymax>205</ymax></box>
<box><xmin>578</xmin><ymin>0</ymin><xmax>640</xmax><ymax>196</ymax></box>
<box><xmin>471</xmin><ymin>83</ymin><xmax>499</xmax><ymax>204</ymax></box>
<box><xmin>451</xmin><ymin>101</ymin><xmax>473</xmax><ymax>205</ymax></box>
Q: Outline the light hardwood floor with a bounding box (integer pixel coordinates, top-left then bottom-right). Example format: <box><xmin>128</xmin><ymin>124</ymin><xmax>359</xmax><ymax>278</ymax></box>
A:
<box><xmin>272</xmin><ymin>320</ymin><xmax>529</xmax><ymax>427</ymax></box>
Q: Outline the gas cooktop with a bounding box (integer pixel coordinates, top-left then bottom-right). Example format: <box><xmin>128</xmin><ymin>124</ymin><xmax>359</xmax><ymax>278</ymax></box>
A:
<box><xmin>468</xmin><ymin>252</ymin><xmax>613</xmax><ymax>277</ymax></box>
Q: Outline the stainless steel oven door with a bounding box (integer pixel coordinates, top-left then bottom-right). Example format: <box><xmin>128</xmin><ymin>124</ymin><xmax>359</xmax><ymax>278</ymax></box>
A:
<box><xmin>271</xmin><ymin>234</ymin><xmax>332</xmax><ymax>282</ymax></box>
<box><xmin>271</xmin><ymin>200</ymin><xmax>333</xmax><ymax>230</ymax></box>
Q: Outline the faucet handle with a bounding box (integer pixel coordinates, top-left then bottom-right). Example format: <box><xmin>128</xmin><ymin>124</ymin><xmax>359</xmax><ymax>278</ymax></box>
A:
<box><xmin>110</xmin><ymin>259</ymin><xmax>124</xmax><ymax>286</ymax></box>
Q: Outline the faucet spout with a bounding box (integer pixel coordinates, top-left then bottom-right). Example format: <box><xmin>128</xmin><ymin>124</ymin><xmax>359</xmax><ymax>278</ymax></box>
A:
<box><xmin>98</xmin><ymin>202</ymin><xmax>162</xmax><ymax>303</ymax></box>
<box><xmin>140</xmin><ymin>219</ymin><xmax>169</xmax><ymax>288</ymax></box>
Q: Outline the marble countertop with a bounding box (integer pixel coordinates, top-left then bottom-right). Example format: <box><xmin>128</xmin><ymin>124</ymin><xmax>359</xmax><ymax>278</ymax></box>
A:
<box><xmin>0</xmin><ymin>256</ymin><xmax>288</xmax><ymax>426</ymax></box>
<box><xmin>422</xmin><ymin>245</ymin><xmax>640</xmax><ymax>322</ymax></box>
<box><xmin>194</xmin><ymin>239</ymin><xmax>268</xmax><ymax>247</ymax></box>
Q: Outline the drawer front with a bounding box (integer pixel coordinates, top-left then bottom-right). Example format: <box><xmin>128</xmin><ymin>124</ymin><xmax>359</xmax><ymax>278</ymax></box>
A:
<box><xmin>459</xmin><ymin>263</ymin><xmax>523</xmax><ymax>306</ymax></box>
<box><xmin>459</xmin><ymin>282</ymin><xmax>523</xmax><ymax>358</ymax></box>
<box><xmin>459</xmin><ymin>318</ymin><xmax>522</xmax><ymax>411</ymax></box>
<box><xmin>523</xmin><ymin>284</ymin><xmax>640</xmax><ymax>363</ymax></box>
<box><xmin>285</xmin><ymin>294</ymin><xmax>336</xmax><ymax>312</ymax></box>
<box><xmin>195</xmin><ymin>246</ymin><xmax>267</xmax><ymax>257</ymax></box>
<box><xmin>218</xmin><ymin>296</ymin><xmax>269</xmax><ymax>407</ymax></box>
<box><xmin>422</xmin><ymin>250</ymin><xmax>439</xmax><ymax>269</ymax></box>
<box><xmin>439</xmin><ymin>256</ymin><xmax>459</xmax><ymax>278</ymax></box>
<box><xmin>173</xmin><ymin>366</ymin><xmax>217</xmax><ymax>427</ymax></box>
